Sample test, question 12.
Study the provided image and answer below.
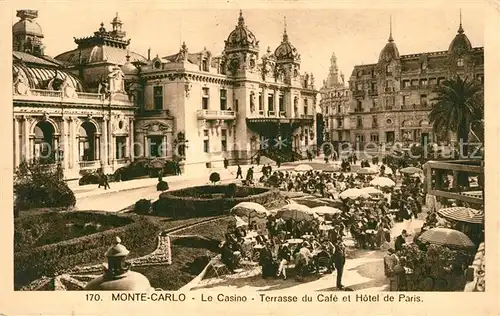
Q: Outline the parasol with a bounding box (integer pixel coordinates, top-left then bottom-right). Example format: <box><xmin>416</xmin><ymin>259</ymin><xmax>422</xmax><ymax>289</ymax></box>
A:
<box><xmin>276</xmin><ymin>203</ymin><xmax>318</xmax><ymax>222</ymax></box>
<box><xmin>383</xmin><ymin>168</ymin><xmax>393</xmax><ymax>175</ymax></box>
<box><xmin>437</xmin><ymin>207</ymin><xmax>484</xmax><ymax>224</ymax></box>
<box><xmin>312</xmin><ymin>206</ymin><xmax>342</xmax><ymax>216</ymax></box>
<box><xmin>418</xmin><ymin>227</ymin><xmax>475</xmax><ymax>249</ymax></box>
<box><xmin>370</xmin><ymin>177</ymin><xmax>396</xmax><ymax>187</ymax></box>
<box><xmin>233</xmin><ymin>215</ymin><xmax>248</xmax><ymax>228</ymax></box>
<box><xmin>400</xmin><ymin>167</ymin><xmax>423</xmax><ymax>174</ymax></box>
<box><xmin>360</xmin><ymin>186</ymin><xmax>383</xmax><ymax>195</ymax></box>
<box><xmin>339</xmin><ymin>188</ymin><xmax>370</xmax><ymax>200</ymax></box>
<box><xmin>294</xmin><ymin>164</ymin><xmax>314</xmax><ymax>172</ymax></box>
<box><xmin>230</xmin><ymin>202</ymin><xmax>270</xmax><ymax>224</ymax></box>
<box><xmin>357</xmin><ymin>167</ymin><xmax>379</xmax><ymax>175</ymax></box>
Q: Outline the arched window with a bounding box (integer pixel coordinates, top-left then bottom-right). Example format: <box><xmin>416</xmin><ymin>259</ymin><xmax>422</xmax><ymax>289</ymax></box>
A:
<box><xmin>457</xmin><ymin>58</ymin><xmax>464</xmax><ymax>67</ymax></box>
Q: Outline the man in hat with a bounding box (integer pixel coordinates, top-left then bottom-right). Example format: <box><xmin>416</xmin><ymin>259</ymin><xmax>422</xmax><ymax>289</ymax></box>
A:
<box><xmin>394</xmin><ymin>229</ymin><xmax>408</xmax><ymax>252</ymax></box>
<box><xmin>332</xmin><ymin>241</ymin><xmax>346</xmax><ymax>289</ymax></box>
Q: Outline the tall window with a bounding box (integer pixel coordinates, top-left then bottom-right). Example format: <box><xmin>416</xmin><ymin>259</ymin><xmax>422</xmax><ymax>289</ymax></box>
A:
<box><xmin>370</xmin><ymin>133</ymin><xmax>379</xmax><ymax>142</ymax></box>
<box><xmin>337</xmin><ymin>118</ymin><xmax>342</xmax><ymax>128</ymax></box>
<box><xmin>268</xmin><ymin>94</ymin><xmax>274</xmax><ymax>112</ymax></box>
<box><xmin>357</xmin><ymin>116</ymin><xmax>363</xmax><ymax>128</ymax></box>
<box><xmin>420</xmin><ymin>94</ymin><xmax>427</xmax><ymax>106</ymax></box>
<box><xmin>279</xmin><ymin>95</ymin><xmax>285</xmax><ymax>113</ymax></box>
<box><xmin>356</xmin><ymin>100</ymin><xmax>362</xmax><ymax>112</ymax></box>
<box><xmin>403</xmin><ymin>95</ymin><xmax>409</xmax><ymax>107</ymax></box>
<box><xmin>373</xmin><ymin>98</ymin><xmax>378</xmax><ymax>108</ymax></box>
<box><xmin>420</xmin><ymin>79</ymin><xmax>428</xmax><ymax>87</ymax></box>
<box><xmin>153</xmin><ymin>86</ymin><xmax>163</xmax><ymax>110</ymax></box>
<box><xmin>325</xmin><ymin>106</ymin><xmax>329</xmax><ymax>115</ymax></box>
<box><xmin>337</xmin><ymin>104</ymin><xmax>341</xmax><ymax>113</ymax></box>
<box><xmin>258</xmin><ymin>93</ymin><xmax>263</xmax><ymax>111</ymax></box>
<box><xmin>202</xmin><ymin>87</ymin><xmax>209</xmax><ymax>110</ymax></box>
<box><xmin>457</xmin><ymin>58</ymin><xmax>464</xmax><ymax>67</ymax></box>
<box><xmin>372</xmin><ymin>116</ymin><xmax>378</xmax><ymax>128</ymax></box>
<box><xmin>202</xmin><ymin>59</ymin><xmax>209</xmax><ymax>71</ymax></box>
<box><xmin>386</xmin><ymin>64</ymin><xmax>393</xmax><ymax>74</ymax></box>
<box><xmin>203</xmin><ymin>129</ymin><xmax>210</xmax><ymax>153</ymax></box>
<box><xmin>220</xmin><ymin>89</ymin><xmax>227</xmax><ymax>110</ymax></box>
<box><xmin>234</xmin><ymin>99</ymin><xmax>238</xmax><ymax>112</ymax></box>
<box><xmin>115</xmin><ymin>136</ymin><xmax>127</xmax><ymax>159</ymax></box>
<box><xmin>371</xmin><ymin>83</ymin><xmax>377</xmax><ymax>91</ymax></box>
<box><xmin>221</xmin><ymin>129</ymin><xmax>227</xmax><ymax>152</ymax></box>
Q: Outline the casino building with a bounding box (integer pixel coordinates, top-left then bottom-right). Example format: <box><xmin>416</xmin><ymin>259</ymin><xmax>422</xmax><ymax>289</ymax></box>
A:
<box><xmin>347</xmin><ymin>16</ymin><xmax>484</xmax><ymax>148</ymax></box>
<box><xmin>12</xmin><ymin>9</ymin><xmax>318</xmax><ymax>178</ymax></box>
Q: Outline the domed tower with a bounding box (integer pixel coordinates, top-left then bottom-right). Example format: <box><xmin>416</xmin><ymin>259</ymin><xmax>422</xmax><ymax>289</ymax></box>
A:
<box><xmin>223</xmin><ymin>10</ymin><xmax>260</xmax><ymax>77</ymax></box>
<box><xmin>12</xmin><ymin>10</ymin><xmax>45</xmax><ymax>56</ymax></box>
<box><xmin>377</xmin><ymin>16</ymin><xmax>401</xmax><ymax>108</ymax></box>
<box><xmin>447</xmin><ymin>10</ymin><xmax>473</xmax><ymax>76</ymax></box>
<box><xmin>274</xmin><ymin>18</ymin><xmax>301</xmax><ymax>84</ymax></box>
<box><xmin>121</xmin><ymin>52</ymin><xmax>143</xmax><ymax>103</ymax></box>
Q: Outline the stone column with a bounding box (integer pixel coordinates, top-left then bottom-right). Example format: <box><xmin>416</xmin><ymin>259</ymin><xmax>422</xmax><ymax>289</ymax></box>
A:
<box><xmin>61</xmin><ymin>117</ymin><xmax>69</xmax><ymax>170</ymax></box>
<box><xmin>23</xmin><ymin>116</ymin><xmax>31</xmax><ymax>162</ymax></box>
<box><xmin>163</xmin><ymin>135</ymin><xmax>168</xmax><ymax>157</ymax></box>
<box><xmin>95</xmin><ymin>135</ymin><xmax>100</xmax><ymax>161</ymax></box>
<box><xmin>71</xmin><ymin>117</ymin><xmax>79</xmax><ymax>169</ymax></box>
<box><xmin>101</xmin><ymin>118</ymin><xmax>109</xmax><ymax>168</ymax></box>
<box><xmin>275</xmin><ymin>89</ymin><xmax>280</xmax><ymax>116</ymax></box>
<box><xmin>143</xmin><ymin>134</ymin><xmax>148</xmax><ymax>158</ymax></box>
<box><xmin>129</xmin><ymin>118</ymin><xmax>135</xmax><ymax>161</ymax></box>
<box><xmin>13</xmin><ymin>116</ymin><xmax>20</xmax><ymax>167</ymax></box>
<box><xmin>263</xmin><ymin>86</ymin><xmax>268</xmax><ymax>115</ymax></box>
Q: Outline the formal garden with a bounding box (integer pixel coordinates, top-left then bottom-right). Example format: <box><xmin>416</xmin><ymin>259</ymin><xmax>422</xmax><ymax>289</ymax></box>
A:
<box><xmin>14</xmin><ymin>160</ymin><xmax>287</xmax><ymax>290</ymax></box>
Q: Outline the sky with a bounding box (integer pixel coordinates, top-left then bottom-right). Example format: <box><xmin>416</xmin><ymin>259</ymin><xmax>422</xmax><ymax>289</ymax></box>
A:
<box><xmin>11</xmin><ymin>3</ymin><xmax>485</xmax><ymax>87</ymax></box>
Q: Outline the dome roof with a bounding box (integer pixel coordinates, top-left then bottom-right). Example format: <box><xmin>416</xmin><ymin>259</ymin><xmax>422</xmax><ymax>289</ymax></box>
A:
<box><xmin>274</xmin><ymin>32</ymin><xmax>300</xmax><ymax>63</ymax></box>
<box><xmin>378</xmin><ymin>41</ymin><xmax>400</xmax><ymax>63</ymax></box>
<box><xmin>84</xmin><ymin>271</ymin><xmax>153</xmax><ymax>291</ymax></box>
<box><xmin>224</xmin><ymin>10</ymin><xmax>259</xmax><ymax>53</ymax></box>
<box><xmin>121</xmin><ymin>54</ymin><xmax>139</xmax><ymax>75</ymax></box>
<box><xmin>12</xmin><ymin>10</ymin><xmax>43</xmax><ymax>37</ymax></box>
<box><xmin>55</xmin><ymin>45</ymin><xmax>147</xmax><ymax>66</ymax></box>
<box><xmin>13</xmin><ymin>62</ymin><xmax>85</xmax><ymax>92</ymax></box>
<box><xmin>448</xmin><ymin>23</ymin><xmax>472</xmax><ymax>54</ymax></box>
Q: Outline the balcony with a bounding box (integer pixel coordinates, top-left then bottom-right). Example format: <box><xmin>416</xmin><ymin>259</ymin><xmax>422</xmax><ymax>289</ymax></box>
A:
<box><xmin>197</xmin><ymin>109</ymin><xmax>236</xmax><ymax>120</ymax></box>
<box><xmin>14</xmin><ymin>89</ymin><xmax>134</xmax><ymax>106</ymax></box>
<box><xmin>353</xmin><ymin>108</ymin><xmax>364</xmax><ymax>113</ymax></box>
<box><xmin>268</xmin><ymin>111</ymin><xmax>276</xmax><ymax>117</ymax></box>
<box><xmin>300</xmin><ymin>114</ymin><xmax>315</xmax><ymax>120</ymax></box>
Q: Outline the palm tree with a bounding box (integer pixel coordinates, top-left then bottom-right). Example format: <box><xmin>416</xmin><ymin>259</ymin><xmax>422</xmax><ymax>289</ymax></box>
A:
<box><xmin>429</xmin><ymin>75</ymin><xmax>483</xmax><ymax>186</ymax></box>
<box><xmin>429</xmin><ymin>76</ymin><xmax>483</xmax><ymax>154</ymax></box>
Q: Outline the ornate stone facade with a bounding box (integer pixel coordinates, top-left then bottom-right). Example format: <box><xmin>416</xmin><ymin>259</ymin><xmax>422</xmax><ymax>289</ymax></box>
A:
<box><xmin>347</xmin><ymin>17</ymin><xmax>484</xmax><ymax>148</ymax></box>
<box><xmin>13</xmin><ymin>10</ymin><xmax>318</xmax><ymax>177</ymax></box>
<box><xmin>319</xmin><ymin>53</ymin><xmax>351</xmax><ymax>143</ymax></box>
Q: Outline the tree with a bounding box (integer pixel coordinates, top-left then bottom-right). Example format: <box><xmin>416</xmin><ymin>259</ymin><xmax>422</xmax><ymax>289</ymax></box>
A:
<box><xmin>429</xmin><ymin>76</ymin><xmax>483</xmax><ymax>186</ymax></box>
<box><xmin>209</xmin><ymin>172</ymin><xmax>220</xmax><ymax>184</ymax></box>
<box><xmin>14</xmin><ymin>159</ymin><xmax>76</xmax><ymax>210</ymax></box>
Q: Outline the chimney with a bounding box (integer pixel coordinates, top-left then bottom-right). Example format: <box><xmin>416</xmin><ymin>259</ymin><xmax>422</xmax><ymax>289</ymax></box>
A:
<box><xmin>148</xmin><ymin>48</ymin><xmax>151</xmax><ymax>61</ymax></box>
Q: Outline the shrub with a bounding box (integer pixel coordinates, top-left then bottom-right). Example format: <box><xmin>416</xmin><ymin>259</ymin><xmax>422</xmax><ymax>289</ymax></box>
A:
<box><xmin>14</xmin><ymin>160</ymin><xmax>76</xmax><ymax>210</ymax></box>
<box><xmin>78</xmin><ymin>170</ymin><xmax>101</xmax><ymax>185</ymax></box>
<box><xmin>225</xmin><ymin>183</ymin><xmax>237</xmax><ymax>198</ymax></box>
<box><xmin>157</xmin><ymin>181</ymin><xmax>169</xmax><ymax>192</ymax></box>
<box><xmin>14</xmin><ymin>211</ymin><xmax>161</xmax><ymax>289</ymax></box>
<box><xmin>209</xmin><ymin>172</ymin><xmax>221</xmax><ymax>184</ymax></box>
<box><xmin>134</xmin><ymin>199</ymin><xmax>152</xmax><ymax>214</ymax></box>
<box><xmin>154</xmin><ymin>185</ymin><xmax>283</xmax><ymax>218</ymax></box>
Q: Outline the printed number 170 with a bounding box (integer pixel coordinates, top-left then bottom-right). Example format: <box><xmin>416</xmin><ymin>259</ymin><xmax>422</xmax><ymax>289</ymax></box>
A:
<box><xmin>86</xmin><ymin>294</ymin><xmax>102</xmax><ymax>301</ymax></box>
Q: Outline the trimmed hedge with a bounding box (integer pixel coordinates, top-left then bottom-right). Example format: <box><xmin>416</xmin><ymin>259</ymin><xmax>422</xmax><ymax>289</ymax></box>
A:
<box><xmin>154</xmin><ymin>185</ymin><xmax>283</xmax><ymax>218</ymax></box>
<box><xmin>14</xmin><ymin>211</ymin><xmax>161</xmax><ymax>289</ymax></box>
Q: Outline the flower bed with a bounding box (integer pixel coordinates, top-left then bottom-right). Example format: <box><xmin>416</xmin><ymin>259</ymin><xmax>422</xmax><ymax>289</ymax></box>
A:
<box><xmin>154</xmin><ymin>185</ymin><xmax>284</xmax><ymax>218</ymax></box>
<box><xmin>14</xmin><ymin>211</ymin><xmax>161</xmax><ymax>289</ymax></box>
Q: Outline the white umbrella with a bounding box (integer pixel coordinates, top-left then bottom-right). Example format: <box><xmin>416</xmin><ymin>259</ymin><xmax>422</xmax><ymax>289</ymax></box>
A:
<box><xmin>312</xmin><ymin>206</ymin><xmax>342</xmax><ymax>216</ymax></box>
<box><xmin>361</xmin><ymin>186</ymin><xmax>383</xmax><ymax>195</ymax></box>
<box><xmin>370</xmin><ymin>177</ymin><xmax>396</xmax><ymax>187</ymax></box>
<box><xmin>339</xmin><ymin>188</ymin><xmax>370</xmax><ymax>200</ymax></box>
<box><xmin>233</xmin><ymin>215</ymin><xmax>248</xmax><ymax>228</ymax></box>
<box><xmin>383</xmin><ymin>168</ymin><xmax>393</xmax><ymax>175</ymax></box>
<box><xmin>324</xmin><ymin>164</ymin><xmax>341</xmax><ymax>172</ymax></box>
<box><xmin>276</xmin><ymin>203</ymin><xmax>318</xmax><ymax>222</ymax></box>
<box><xmin>230</xmin><ymin>202</ymin><xmax>270</xmax><ymax>224</ymax></box>
<box><xmin>294</xmin><ymin>164</ymin><xmax>313</xmax><ymax>172</ymax></box>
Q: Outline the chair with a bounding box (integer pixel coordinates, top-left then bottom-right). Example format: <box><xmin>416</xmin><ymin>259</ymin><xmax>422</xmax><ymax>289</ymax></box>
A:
<box><xmin>315</xmin><ymin>252</ymin><xmax>332</xmax><ymax>274</ymax></box>
<box><xmin>206</xmin><ymin>252</ymin><xmax>230</xmax><ymax>279</ymax></box>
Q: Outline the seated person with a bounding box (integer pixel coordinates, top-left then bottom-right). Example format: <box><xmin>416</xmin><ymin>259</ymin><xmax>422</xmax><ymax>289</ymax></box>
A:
<box><xmin>259</xmin><ymin>243</ymin><xmax>277</xmax><ymax>279</ymax></box>
<box><xmin>276</xmin><ymin>244</ymin><xmax>292</xmax><ymax>280</ymax></box>
<box><xmin>295</xmin><ymin>242</ymin><xmax>313</xmax><ymax>279</ymax></box>
<box><xmin>313</xmin><ymin>244</ymin><xmax>333</xmax><ymax>274</ymax></box>
<box><xmin>234</xmin><ymin>226</ymin><xmax>247</xmax><ymax>241</ymax></box>
<box><xmin>220</xmin><ymin>242</ymin><xmax>238</xmax><ymax>272</ymax></box>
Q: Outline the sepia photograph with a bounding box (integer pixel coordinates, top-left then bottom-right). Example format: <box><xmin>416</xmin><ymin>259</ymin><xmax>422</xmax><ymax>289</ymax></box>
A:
<box><xmin>10</xmin><ymin>3</ymin><xmax>487</xmax><ymax>299</ymax></box>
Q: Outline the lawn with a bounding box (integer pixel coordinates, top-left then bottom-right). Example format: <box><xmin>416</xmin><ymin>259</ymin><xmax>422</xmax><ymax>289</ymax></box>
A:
<box><xmin>132</xmin><ymin>216</ymin><xmax>232</xmax><ymax>290</ymax></box>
